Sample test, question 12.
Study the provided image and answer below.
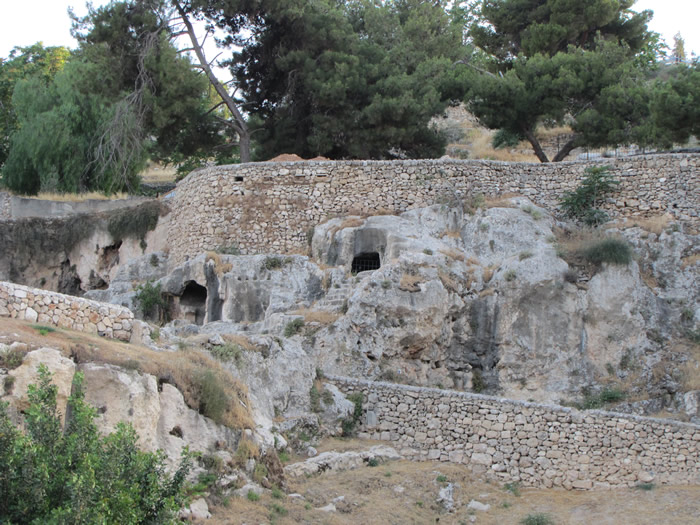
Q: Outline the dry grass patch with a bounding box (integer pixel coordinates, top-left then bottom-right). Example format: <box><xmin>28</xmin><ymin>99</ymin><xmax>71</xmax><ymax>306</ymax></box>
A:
<box><xmin>24</xmin><ymin>191</ymin><xmax>129</xmax><ymax>202</ymax></box>
<box><xmin>681</xmin><ymin>253</ymin><xmax>700</xmax><ymax>269</ymax></box>
<box><xmin>438</xmin><ymin>269</ymin><xmax>459</xmax><ymax>293</ymax></box>
<box><xmin>1</xmin><ymin>318</ymin><xmax>254</xmax><ymax>430</ymax></box>
<box><xmin>611</xmin><ymin>214</ymin><xmax>673</xmax><ymax>235</ymax></box>
<box><xmin>469</xmin><ymin>130</ymin><xmax>539</xmax><ymax>162</ymax></box>
<box><xmin>485</xmin><ymin>193</ymin><xmax>521</xmax><ymax>208</ymax></box>
<box><xmin>399</xmin><ymin>274</ymin><xmax>423</xmax><ymax>292</ymax></box>
<box><xmin>291</xmin><ymin>308</ymin><xmax>340</xmax><ymax>325</ymax></box>
<box><xmin>206</xmin><ymin>251</ymin><xmax>233</xmax><ymax>275</ymax></box>
<box><xmin>440</xmin><ymin>229</ymin><xmax>461</xmax><ymax>240</ymax></box>
<box><xmin>439</xmin><ymin>247</ymin><xmax>465</xmax><ymax>261</ymax></box>
<box><xmin>482</xmin><ymin>265</ymin><xmax>499</xmax><ymax>283</ymax></box>
<box><xmin>479</xmin><ymin>288</ymin><xmax>495</xmax><ymax>298</ymax></box>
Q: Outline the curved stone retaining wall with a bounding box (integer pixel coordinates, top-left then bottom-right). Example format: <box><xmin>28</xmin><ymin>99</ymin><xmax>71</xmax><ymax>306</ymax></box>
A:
<box><xmin>329</xmin><ymin>375</ymin><xmax>700</xmax><ymax>489</ymax></box>
<box><xmin>0</xmin><ymin>282</ymin><xmax>134</xmax><ymax>341</ymax></box>
<box><xmin>169</xmin><ymin>154</ymin><xmax>699</xmax><ymax>264</ymax></box>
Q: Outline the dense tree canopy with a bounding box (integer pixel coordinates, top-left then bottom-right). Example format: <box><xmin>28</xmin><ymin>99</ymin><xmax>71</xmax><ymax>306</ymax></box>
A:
<box><xmin>464</xmin><ymin>0</ymin><xmax>659</xmax><ymax>161</ymax></box>
<box><xmin>229</xmin><ymin>0</ymin><xmax>467</xmax><ymax>159</ymax></box>
<box><xmin>1</xmin><ymin>0</ymin><xmax>217</xmax><ymax>194</ymax></box>
<box><xmin>0</xmin><ymin>44</ymin><xmax>70</xmax><ymax>170</ymax></box>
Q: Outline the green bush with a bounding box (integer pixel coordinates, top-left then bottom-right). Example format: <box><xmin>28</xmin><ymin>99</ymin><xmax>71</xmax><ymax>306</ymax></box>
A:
<box><xmin>262</xmin><ymin>256</ymin><xmax>290</xmax><ymax>271</ymax></box>
<box><xmin>472</xmin><ymin>369</ymin><xmax>485</xmax><ymax>393</ymax></box>
<box><xmin>580</xmin><ymin>238</ymin><xmax>633</xmax><ymax>266</ymax></box>
<box><xmin>284</xmin><ymin>318</ymin><xmax>304</xmax><ymax>337</ymax></box>
<box><xmin>134</xmin><ymin>280</ymin><xmax>167</xmax><ymax>319</ymax></box>
<box><xmin>341</xmin><ymin>392</ymin><xmax>364</xmax><ymax>437</ymax></box>
<box><xmin>0</xmin><ymin>365</ymin><xmax>191</xmax><ymax>523</ymax></box>
<box><xmin>32</xmin><ymin>324</ymin><xmax>56</xmax><ymax>336</ymax></box>
<box><xmin>210</xmin><ymin>343</ymin><xmax>243</xmax><ymax>365</ymax></box>
<box><xmin>107</xmin><ymin>201</ymin><xmax>163</xmax><ymax>241</ymax></box>
<box><xmin>309</xmin><ymin>385</ymin><xmax>322</xmax><ymax>413</ymax></box>
<box><xmin>521</xmin><ymin>513</ymin><xmax>555</xmax><ymax>525</ymax></box>
<box><xmin>195</xmin><ymin>370</ymin><xmax>229</xmax><ymax>424</ymax></box>
<box><xmin>560</xmin><ymin>166</ymin><xmax>618</xmax><ymax>226</ymax></box>
<box><xmin>247</xmin><ymin>490</ymin><xmax>260</xmax><ymax>502</ymax></box>
<box><xmin>0</xmin><ymin>349</ymin><xmax>25</xmax><ymax>369</ymax></box>
<box><xmin>580</xmin><ymin>387</ymin><xmax>626</xmax><ymax>410</ymax></box>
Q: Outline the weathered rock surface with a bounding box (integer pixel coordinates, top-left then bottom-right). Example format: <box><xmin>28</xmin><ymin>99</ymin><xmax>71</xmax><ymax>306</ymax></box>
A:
<box><xmin>284</xmin><ymin>445</ymin><xmax>401</xmax><ymax>478</ymax></box>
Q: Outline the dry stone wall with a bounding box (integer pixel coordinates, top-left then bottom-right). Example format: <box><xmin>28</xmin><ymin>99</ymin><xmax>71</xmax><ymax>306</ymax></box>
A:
<box><xmin>329</xmin><ymin>375</ymin><xmax>700</xmax><ymax>489</ymax></box>
<box><xmin>0</xmin><ymin>281</ymin><xmax>134</xmax><ymax>341</ymax></box>
<box><xmin>169</xmin><ymin>154</ymin><xmax>699</xmax><ymax>264</ymax></box>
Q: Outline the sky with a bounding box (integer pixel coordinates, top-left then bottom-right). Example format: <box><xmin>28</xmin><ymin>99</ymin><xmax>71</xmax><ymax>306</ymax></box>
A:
<box><xmin>0</xmin><ymin>0</ymin><xmax>698</xmax><ymax>60</ymax></box>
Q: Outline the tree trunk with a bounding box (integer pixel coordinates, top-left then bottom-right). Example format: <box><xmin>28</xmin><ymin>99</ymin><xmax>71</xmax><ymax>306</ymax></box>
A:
<box><xmin>552</xmin><ymin>137</ymin><xmax>577</xmax><ymax>162</ymax></box>
<box><xmin>174</xmin><ymin>1</ymin><xmax>251</xmax><ymax>163</ymax></box>
<box><xmin>522</xmin><ymin>127</ymin><xmax>550</xmax><ymax>163</ymax></box>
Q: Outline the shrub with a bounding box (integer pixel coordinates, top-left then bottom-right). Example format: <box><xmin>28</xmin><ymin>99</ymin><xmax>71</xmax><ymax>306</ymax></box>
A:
<box><xmin>634</xmin><ymin>482</ymin><xmax>655</xmax><ymax>491</ymax></box>
<box><xmin>504</xmin><ymin>269</ymin><xmax>517</xmax><ymax>282</ymax></box>
<box><xmin>32</xmin><ymin>324</ymin><xmax>56</xmax><ymax>336</ymax></box>
<box><xmin>270</xmin><ymin>502</ymin><xmax>288</xmax><ymax>516</ymax></box>
<box><xmin>560</xmin><ymin>166</ymin><xmax>618</xmax><ymax>226</ymax></box>
<box><xmin>0</xmin><ymin>349</ymin><xmax>25</xmax><ymax>369</ymax></box>
<box><xmin>504</xmin><ymin>482</ymin><xmax>521</xmax><ymax>497</ymax></box>
<box><xmin>436</xmin><ymin>474</ymin><xmax>448</xmax><ymax>483</ymax></box>
<box><xmin>367</xmin><ymin>457</ymin><xmax>379</xmax><ymax>467</ymax></box>
<box><xmin>321</xmin><ymin>388</ymin><xmax>334</xmax><ymax>405</ymax></box>
<box><xmin>271</xmin><ymin>487</ymin><xmax>284</xmax><ymax>499</ymax></box>
<box><xmin>217</xmin><ymin>244</ymin><xmax>241</xmax><ymax>255</ymax></box>
<box><xmin>580</xmin><ymin>238</ymin><xmax>632</xmax><ymax>266</ymax></box>
<box><xmin>580</xmin><ymin>387</ymin><xmax>626</xmax><ymax>410</ymax></box>
<box><xmin>253</xmin><ymin>462</ymin><xmax>268</xmax><ymax>484</ymax></box>
<box><xmin>341</xmin><ymin>392</ymin><xmax>364</xmax><ymax>437</ymax></box>
<box><xmin>210</xmin><ymin>343</ymin><xmax>243</xmax><ymax>365</ymax></box>
<box><xmin>107</xmin><ymin>201</ymin><xmax>163</xmax><ymax>241</ymax></box>
<box><xmin>262</xmin><ymin>256</ymin><xmax>290</xmax><ymax>271</ymax></box>
<box><xmin>423</xmin><ymin>248</ymin><xmax>433</xmax><ymax>255</ymax></box>
<box><xmin>472</xmin><ymin>369</ymin><xmax>485</xmax><ymax>393</ymax></box>
<box><xmin>3</xmin><ymin>375</ymin><xmax>15</xmax><ymax>394</ymax></box>
<box><xmin>284</xmin><ymin>318</ymin><xmax>304</xmax><ymax>337</ymax></box>
<box><xmin>247</xmin><ymin>490</ymin><xmax>260</xmax><ymax>502</ymax></box>
<box><xmin>0</xmin><ymin>365</ymin><xmax>190</xmax><ymax>523</ymax></box>
<box><xmin>134</xmin><ymin>280</ymin><xmax>167</xmax><ymax>319</ymax></box>
<box><xmin>309</xmin><ymin>385</ymin><xmax>322</xmax><ymax>413</ymax></box>
<box><xmin>521</xmin><ymin>513</ymin><xmax>555</xmax><ymax>525</ymax></box>
<box><xmin>195</xmin><ymin>369</ymin><xmax>230</xmax><ymax>423</ymax></box>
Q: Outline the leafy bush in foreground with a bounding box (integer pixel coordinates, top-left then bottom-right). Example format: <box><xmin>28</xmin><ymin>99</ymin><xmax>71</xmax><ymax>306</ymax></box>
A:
<box><xmin>0</xmin><ymin>365</ymin><xmax>191</xmax><ymax>524</ymax></box>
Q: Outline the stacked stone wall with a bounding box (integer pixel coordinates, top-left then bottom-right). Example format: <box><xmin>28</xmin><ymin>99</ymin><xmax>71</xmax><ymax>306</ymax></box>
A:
<box><xmin>0</xmin><ymin>282</ymin><xmax>134</xmax><ymax>341</ymax></box>
<box><xmin>169</xmin><ymin>154</ymin><xmax>699</xmax><ymax>264</ymax></box>
<box><xmin>330</xmin><ymin>375</ymin><xmax>700</xmax><ymax>489</ymax></box>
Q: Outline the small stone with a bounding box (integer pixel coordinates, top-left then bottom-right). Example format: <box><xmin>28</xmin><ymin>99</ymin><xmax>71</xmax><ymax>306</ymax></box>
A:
<box><xmin>467</xmin><ymin>500</ymin><xmax>491</xmax><ymax>512</ymax></box>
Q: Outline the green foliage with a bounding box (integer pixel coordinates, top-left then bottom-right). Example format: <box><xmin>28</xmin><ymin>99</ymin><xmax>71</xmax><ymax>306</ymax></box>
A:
<box><xmin>0</xmin><ymin>349</ymin><xmax>24</xmax><ymax>369</ymax></box>
<box><xmin>210</xmin><ymin>343</ymin><xmax>243</xmax><ymax>365</ymax></box>
<box><xmin>466</xmin><ymin>1</ymin><xmax>658</xmax><ymax>161</ymax></box>
<box><xmin>195</xmin><ymin>369</ymin><xmax>229</xmax><ymax>424</ymax></box>
<box><xmin>504</xmin><ymin>481</ymin><xmax>521</xmax><ymax>497</ymax></box>
<box><xmin>520</xmin><ymin>513</ymin><xmax>555</xmax><ymax>525</ymax></box>
<box><xmin>247</xmin><ymin>490</ymin><xmax>260</xmax><ymax>502</ymax></box>
<box><xmin>580</xmin><ymin>238</ymin><xmax>633</xmax><ymax>266</ymax></box>
<box><xmin>3</xmin><ymin>375</ymin><xmax>15</xmax><ymax>394</ymax></box>
<box><xmin>321</xmin><ymin>388</ymin><xmax>334</xmax><ymax>405</ymax></box>
<box><xmin>423</xmin><ymin>248</ymin><xmax>433</xmax><ymax>255</ymax></box>
<box><xmin>262</xmin><ymin>256</ymin><xmax>290</xmax><ymax>271</ymax></box>
<box><xmin>472</xmin><ymin>369</ymin><xmax>485</xmax><ymax>393</ymax></box>
<box><xmin>235</xmin><ymin>0</ymin><xmax>466</xmax><ymax>160</ymax></box>
<box><xmin>31</xmin><ymin>324</ymin><xmax>56</xmax><ymax>335</ymax></box>
<box><xmin>504</xmin><ymin>269</ymin><xmax>517</xmax><ymax>282</ymax></box>
<box><xmin>560</xmin><ymin>167</ymin><xmax>619</xmax><ymax>225</ymax></box>
<box><xmin>270</xmin><ymin>502</ymin><xmax>288</xmax><ymax>516</ymax></box>
<box><xmin>579</xmin><ymin>387</ymin><xmax>626</xmax><ymax>410</ymax></box>
<box><xmin>134</xmin><ymin>279</ymin><xmax>166</xmax><ymax>319</ymax></box>
<box><xmin>271</xmin><ymin>486</ymin><xmax>284</xmax><ymax>499</ymax></box>
<box><xmin>107</xmin><ymin>200</ymin><xmax>163</xmax><ymax>241</ymax></box>
<box><xmin>0</xmin><ymin>43</ymin><xmax>70</xmax><ymax>170</ymax></box>
<box><xmin>634</xmin><ymin>482</ymin><xmax>655</xmax><ymax>491</ymax></box>
<box><xmin>492</xmin><ymin>129</ymin><xmax>522</xmax><ymax>149</ymax></box>
<box><xmin>284</xmin><ymin>318</ymin><xmax>305</xmax><ymax>337</ymax></box>
<box><xmin>367</xmin><ymin>457</ymin><xmax>379</xmax><ymax>467</ymax></box>
<box><xmin>253</xmin><ymin>462</ymin><xmax>268</xmax><ymax>484</ymax></box>
<box><xmin>309</xmin><ymin>385</ymin><xmax>322</xmax><ymax>413</ymax></box>
<box><xmin>436</xmin><ymin>474</ymin><xmax>448</xmax><ymax>483</ymax></box>
<box><xmin>341</xmin><ymin>392</ymin><xmax>364</xmax><ymax>437</ymax></box>
<box><xmin>0</xmin><ymin>365</ymin><xmax>191</xmax><ymax>523</ymax></box>
<box><xmin>217</xmin><ymin>244</ymin><xmax>241</xmax><ymax>255</ymax></box>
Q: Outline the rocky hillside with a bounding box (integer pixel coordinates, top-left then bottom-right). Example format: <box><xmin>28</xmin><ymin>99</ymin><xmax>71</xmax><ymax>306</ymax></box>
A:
<box><xmin>85</xmin><ymin>197</ymin><xmax>699</xmax><ymax>424</ymax></box>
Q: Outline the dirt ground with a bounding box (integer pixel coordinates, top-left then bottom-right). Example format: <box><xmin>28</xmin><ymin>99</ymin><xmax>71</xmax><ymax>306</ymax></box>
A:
<box><xmin>208</xmin><ymin>437</ymin><xmax>700</xmax><ymax>525</ymax></box>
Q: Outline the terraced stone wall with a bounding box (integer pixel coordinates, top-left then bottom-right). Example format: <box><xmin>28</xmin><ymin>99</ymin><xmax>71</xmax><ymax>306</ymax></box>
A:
<box><xmin>169</xmin><ymin>154</ymin><xmax>699</xmax><ymax>264</ymax></box>
<box><xmin>0</xmin><ymin>281</ymin><xmax>134</xmax><ymax>341</ymax></box>
<box><xmin>330</xmin><ymin>375</ymin><xmax>700</xmax><ymax>489</ymax></box>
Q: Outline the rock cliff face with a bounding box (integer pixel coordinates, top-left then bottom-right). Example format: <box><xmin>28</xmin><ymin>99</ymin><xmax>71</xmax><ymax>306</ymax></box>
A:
<box><xmin>87</xmin><ymin>199</ymin><xmax>700</xmax><ymax>423</ymax></box>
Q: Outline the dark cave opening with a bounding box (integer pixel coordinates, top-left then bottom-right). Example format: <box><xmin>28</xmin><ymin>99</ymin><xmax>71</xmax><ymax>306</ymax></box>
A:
<box><xmin>179</xmin><ymin>280</ymin><xmax>207</xmax><ymax>325</ymax></box>
<box><xmin>351</xmin><ymin>252</ymin><xmax>381</xmax><ymax>273</ymax></box>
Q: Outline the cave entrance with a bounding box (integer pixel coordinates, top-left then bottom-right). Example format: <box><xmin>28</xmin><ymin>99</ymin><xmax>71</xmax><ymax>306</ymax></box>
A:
<box><xmin>180</xmin><ymin>280</ymin><xmax>207</xmax><ymax>325</ymax></box>
<box><xmin>351</xmin><ymin>252</ymin><xmax>381</xmax><ymax>273</ymax></box>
